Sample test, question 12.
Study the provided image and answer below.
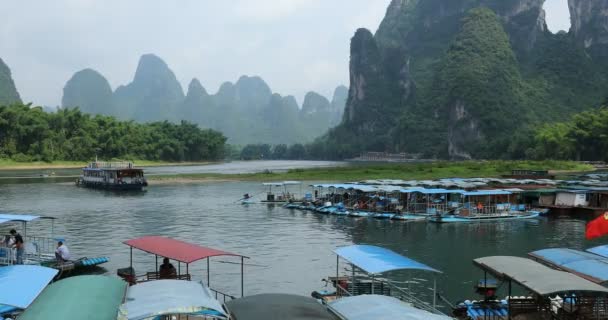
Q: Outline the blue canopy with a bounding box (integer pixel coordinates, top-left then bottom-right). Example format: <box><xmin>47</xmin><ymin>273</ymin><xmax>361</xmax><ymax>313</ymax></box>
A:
<box><xmin>418</xmin><ymin>188</ymin><xmax>465</xmax><ymax>195</ymax></box>
<box><xmin>0</xmin><ymin>213</ymin><xmax>45</xmax><ymax>225</ymax></box>
<box><xmin>463</xmin><ymin>190</ymin><xmax>512</xmax><ymax>196</ymax></box>
<box><xmin>529</xmin><ymin>248</ymin><xmax>608</xmax><ymax>284</ymax></box>
<box><xmin>328</xmin><ymin>295</ymin><xmax>450</xmax><ymax>320</ymax></box>
<box><xmin>333</xmin><ymin>245</ymin><xmax>441</xmax><ymax>275</ymax></box>
<box><xmin>587</xmin><ymin>245</ymin><xmax>608</xmax><ymax>258</ymax></box>
<box><xmin>0</xmin><ymin>265</ymin><xmax>58</xmax><ymax>309</ymax></box>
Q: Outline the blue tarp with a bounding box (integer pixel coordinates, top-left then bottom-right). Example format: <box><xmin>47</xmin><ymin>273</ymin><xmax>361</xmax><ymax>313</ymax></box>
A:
<box><xmin>587</xmin><ymin>245</ymin><xmax>608</xmax><ymax>259</ymax></box>
<box><xmin>328</xmin><ymin>295</ymin><xmax>450</xmax><ymax>320</ymax></box>
<box><xmin>0</xmin><ymin>265</ymin><xmax>58</xmax><ymax>309</ymax></box>
<box><xmin>463</xmin><ymin>190</ymin><xmax>512</xmax><ymax>196</ymax></box>
<box><xmin>333</xmin><ymin>245</ymin><xmax>441</xmax><ymax>274</ymax></box>
<box><xmin>529</xmin><ymin>248</ymin><xmax>608</xmax><ymax>283</ymax></box>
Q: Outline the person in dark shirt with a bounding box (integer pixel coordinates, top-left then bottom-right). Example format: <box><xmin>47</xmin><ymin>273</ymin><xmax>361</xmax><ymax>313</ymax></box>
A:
<box><xmin>159</xmin><ymin>257</ymin><xmax>176</xmax><ymax>279</ymax></box>
<box><xmin>10</xmin><ymin>229</ymin><xmax>24</xmax><ymax>264</ymax></box>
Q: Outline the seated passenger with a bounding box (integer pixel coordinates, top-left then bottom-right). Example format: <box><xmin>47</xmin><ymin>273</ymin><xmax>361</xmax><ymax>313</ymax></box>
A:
<box><xmin>55</xmin><ymin>241</ymin><xmax>70</xmax><ymax>263</ymax></box>
<box><xmin>159</xmin><ymin>257</ymin><xmax>177</xmax><ymax>279</ymax></box>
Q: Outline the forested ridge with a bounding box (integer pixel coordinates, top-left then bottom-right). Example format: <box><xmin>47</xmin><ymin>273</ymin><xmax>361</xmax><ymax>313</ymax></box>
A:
<box><xmin>0</xmin><ymin>104</ymin><xmax>226</xmax><ymax>162</ymax></box>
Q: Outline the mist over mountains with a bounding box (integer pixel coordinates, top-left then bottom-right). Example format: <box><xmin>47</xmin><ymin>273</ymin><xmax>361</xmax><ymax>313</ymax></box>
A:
<box><xmin>61</xmin><ymin>54</ymin><xmax>346</xmax><ymax>145</ymax></box>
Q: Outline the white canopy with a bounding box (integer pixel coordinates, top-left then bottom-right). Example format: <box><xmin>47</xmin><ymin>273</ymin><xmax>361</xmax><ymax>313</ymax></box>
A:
<box><xmin>120</xmin><ymin>280</ymin><xmax>228</xmax><ymax>320</ymax></box>
<box><xmin>328</xmin><ymin>295</ymin><xmax>451</xmax><ymax>320</ymax></box>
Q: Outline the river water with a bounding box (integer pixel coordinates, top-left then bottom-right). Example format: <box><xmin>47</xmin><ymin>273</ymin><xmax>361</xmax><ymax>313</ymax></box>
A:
<box><xmin>0</xmin><ymin>161</ymin><xmax>603</xmax><ymax>310</ymax></box>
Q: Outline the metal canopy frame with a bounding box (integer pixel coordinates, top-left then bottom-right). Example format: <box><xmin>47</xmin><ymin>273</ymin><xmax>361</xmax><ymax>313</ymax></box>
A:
<box><xmin>126</xmin><ymin>236</ymin><xmax>249</xmax><ymax>298</ymax></box>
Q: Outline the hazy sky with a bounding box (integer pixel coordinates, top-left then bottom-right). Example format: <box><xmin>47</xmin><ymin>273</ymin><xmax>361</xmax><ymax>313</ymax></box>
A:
<box><xmin>1</xmin><ymin>0</ymin><xmax>570</xmax><ymax>107</ymax></box>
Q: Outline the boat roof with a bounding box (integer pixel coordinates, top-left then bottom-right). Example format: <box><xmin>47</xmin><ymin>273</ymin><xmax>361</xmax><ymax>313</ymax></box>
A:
<box><xmin>587</xmin><ymin>245</ymin><xmax>608</xmax><ymax>258</ymax></box>
<box><xmin>401</xmin><ymin>188</ymin><xmax>465</xmax><ymax>195</ymax></box>
<box><xmin>0</xmin><ymin>265</ymin><xmax>58</xmax><ymax>309</ymax></box>
<box><xmin>124</xmin><ymin>236</ymin><xmax>247</xmax><ymax>264</ymax></box>
<box><xmin>328</xmin><ymin>295</ymin><xmax>450</xmax><ymax>320</ymax></box>
<box><xmin>18</xmin><ymin>275</ymin><xmax>127</xmax><ymax>320</ymax></box>
<box><xmin>333</xmin><ymin>245</ymin><xmax>441</xmax><ymax>275</ymax></box>
<box><xmin>226</xmin><ymin>294</ymin><xmax>337</xmax><ymax>320</ymax></box>
<box><xmin>473</xmin><ymin>256</ymin><xmax>608</xmax><ymax>296</ymax></box>
<box><xmin>463</xmin><ymin>190</ymin><xmax>512</xmax><ymax>196</ymax></box>
<box><xmin>0</xmin><ymin>213</ymin><xmax>54</xmax><ymax>224</ymax></box>
<box><xmin>529</xmin><ymin>248</ymin><xmax>608</xmax><ymax>284</ymax></box>
<box><xmin>120</xmin><ymin>280</ymin><xmax>227</xmax><ymax>320</ymax></box>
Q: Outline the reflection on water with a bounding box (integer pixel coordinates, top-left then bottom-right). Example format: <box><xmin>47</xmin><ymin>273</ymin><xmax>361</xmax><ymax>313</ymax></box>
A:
<box><xmin>0</xmin><ymin>181</ymin><xmax>600</xmax><ymax>306</ymax></box>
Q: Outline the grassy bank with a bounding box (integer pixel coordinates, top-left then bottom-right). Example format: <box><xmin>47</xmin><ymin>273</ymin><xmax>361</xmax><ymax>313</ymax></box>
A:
<box><xmin>149</xmin><ymin>160</ymin><xmax>593</xmax><ymax>182</ymax></box>
<box><xmin>0</xmin><ymin>159</ymin><xmax>216</xmax><ymax>170</ymax></box>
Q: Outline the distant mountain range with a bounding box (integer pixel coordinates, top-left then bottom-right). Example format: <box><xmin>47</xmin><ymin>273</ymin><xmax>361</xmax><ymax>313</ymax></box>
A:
<box><xmin>61</xmin><ymin>54</ymin><xmax>347</xmax><ymax>145</ymax></box>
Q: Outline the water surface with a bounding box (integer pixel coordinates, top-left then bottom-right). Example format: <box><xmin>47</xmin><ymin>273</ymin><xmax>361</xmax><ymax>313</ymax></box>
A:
<box><xmin>0</xmin><ymin>180</ymin><xmax>600</xmax><ymax>308</ymax></box>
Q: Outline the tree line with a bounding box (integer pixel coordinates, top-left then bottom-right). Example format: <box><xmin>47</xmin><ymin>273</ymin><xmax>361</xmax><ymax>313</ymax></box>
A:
<box><xmin>0</xmin><ymin>104</ymin><xmax>226</xmax><ymax>162</ymax></box>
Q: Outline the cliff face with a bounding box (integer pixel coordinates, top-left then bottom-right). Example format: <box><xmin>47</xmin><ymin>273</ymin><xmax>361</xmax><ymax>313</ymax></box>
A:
<box><xmin>326</xmin><ymin>0</ymin><xmax>608</xmax><ymax>160</ymax></box>
<box><xmin>569</xmin><ymin>0</ymin><xmax>608</xmax><ymax>54</ymax></box>
<box><xmin>0</xmin><ymin>58</ymin><xmax>22</xmax><ymax>105</ymax></box>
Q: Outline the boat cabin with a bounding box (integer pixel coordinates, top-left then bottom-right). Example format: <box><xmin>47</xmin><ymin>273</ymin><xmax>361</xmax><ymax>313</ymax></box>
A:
<box><xmin>456</xmin><ymin>256</ymin><xmax>608</xmax><ymax>319</ymax></box>
<box><xmin>314</xmin><ymin>245</ymin><xmax>446</xmax><ymax>317</ymax></box>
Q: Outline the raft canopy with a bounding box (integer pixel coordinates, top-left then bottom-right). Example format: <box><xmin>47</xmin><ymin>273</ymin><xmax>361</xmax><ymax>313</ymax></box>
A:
<box><xmin>0</xmin><ymin>265</ymin><xmax>58</xmax><ymax>310</ymax></box>
<box><xmin>328</xmin><ymin>294</ymin><xmax>452</xmax><ymax>320</ymax></box>
<box><xmin>529</xmin><ymin>248</ymin><xmax>608</xmax><ymax>284</ymax></box>
<box><xmin>333</xmin><ymin>245</ymin><xmax>441</xmax><ymax>275</ymax></box>
<box><xmin>474</xmin><ymin>256</ymin><xmax>608</xmax><ymax>296</ymax></box>
<box><xmin>0</xmin><ymin>213</ymin><xmax>55</xmax><ymax>224</ymax></box>
<box><xmin>226</xmin><ymin>293</ymin><xmax>337</xmax><ymax>320</ymax></box>
<box><xmin>124</xmin><ymin>236</ymin><xmax>248</xmax><ymax>264</ymax></box>
<box><xmin>119</xmin><ymin>280</ymin><xmax>228</xmax><ymax>320</ymax></box>
<box><xmin>18</xmin><ymin>275</ymin><xmax>127</xmax><ymax>320</ymax></box>
<box><xmin>588</xmin><ymin>245</ymin><xmax>608</xmax><ymax>258</ymax></box>
<box><xmin>462</xmin><ymin>190</ymin><xmax>512</xmax><ymax>196</ymax></box>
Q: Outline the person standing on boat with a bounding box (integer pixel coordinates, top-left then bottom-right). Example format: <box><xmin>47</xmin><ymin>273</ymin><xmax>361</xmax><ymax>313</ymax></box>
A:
<box><xmin>9</xmin><ymin>229</ymin><xmax>24</xmax><ymax>264</ymax></box>
<box><xmin>55</xmin><ymin>241</ymin><xmax>70</xmax><ymax>263</ymax></box>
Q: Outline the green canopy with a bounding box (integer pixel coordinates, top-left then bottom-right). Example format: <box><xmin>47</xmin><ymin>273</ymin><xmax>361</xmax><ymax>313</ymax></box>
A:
<box><xmin>19</xmin><ymin>275</ymin><xmax>127</xmax><ymax>320</ymax></box>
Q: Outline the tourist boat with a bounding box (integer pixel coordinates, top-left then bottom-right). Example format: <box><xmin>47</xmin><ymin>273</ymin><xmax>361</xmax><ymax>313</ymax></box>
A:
<box><xmin>0</xmin><ymin>265</ymin><xmax>57</xmax><ymax>319</ymax></box>
<box><xmin>0</xmin><ymin>213</ymin><xmax>109</xmax><ymax>277</ymax></box>
<box><xmin>452</xmin><ymin>255</ymin><xmax>608</xmax><ymax>319</ymax></box>
<box><xmin>118</xmin><ymin>236</ymin><xmax>247</xmax><ymax>299</ymax></box>
<box><xmin>76</xmin><ymin>161</ymin><xmax>147</xmax><ymax>191</ymax></box>
<box><xmin>528</xmin><ymin>247</ymin><xmax>608</xmax><ymax>285</ymax></box>
<box><xmin>428</xmin><ymin>190</ymin><xmax>540</xmax><ymax>223</ymax></box>
<box><xmin>312</xmin><ymin>245</ymin><xmax>447</xmax><ymax>318</ymax></box>
<box><xmin>392</xmin><ymin>188</ymin><xmax>464</xmax><ymax>221</ymax></box>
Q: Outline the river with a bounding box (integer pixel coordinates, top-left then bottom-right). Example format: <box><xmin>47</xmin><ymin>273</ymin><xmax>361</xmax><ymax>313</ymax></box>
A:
<box><xmin>0</xmin><ymin>161</ymin><xmax>603</xmax><ymax>311</ymax></box>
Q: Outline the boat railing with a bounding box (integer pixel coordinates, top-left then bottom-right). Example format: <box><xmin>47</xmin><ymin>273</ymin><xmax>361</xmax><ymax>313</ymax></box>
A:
<box><xmin>209</xmin><ymin>287</ymin><xmax>237</xmax><ymax>303</ymax></box>
<box><xmin>384</xmin><ymin>280</ymin><xmax>444</xmax><ymax>315</ymax></box>
<box><xmin>87</xmin><ymin>161</ymin><xmax>134</xmax><ymax>169</ymax></box>
<box><xmin>0</xmin><ymin>246</ymin><xmax>14</xmax><ymax>265</ymax></box>
<box><xmin>461</xmin><ymin>203</ymin><xmax>513</xmax><ymax>216</ymax></box>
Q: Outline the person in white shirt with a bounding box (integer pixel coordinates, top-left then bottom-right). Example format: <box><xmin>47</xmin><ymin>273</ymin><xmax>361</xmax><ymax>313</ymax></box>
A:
<box><xmin>55</xmin><ymin>241</ymin><xmax>70</xmax><ymax>262</ymax></box>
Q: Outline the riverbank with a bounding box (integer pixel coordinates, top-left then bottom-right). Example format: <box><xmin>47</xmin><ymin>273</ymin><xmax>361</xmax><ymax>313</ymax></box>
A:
<box><xmin>0</xmin><ymin>159</ymin><xmax>217</xmax><ymax>170</ymax></box>
<box><xmin>148</xmin><ymin>160</ymin><xmax>594</xmax><ymax>183</ymax></box>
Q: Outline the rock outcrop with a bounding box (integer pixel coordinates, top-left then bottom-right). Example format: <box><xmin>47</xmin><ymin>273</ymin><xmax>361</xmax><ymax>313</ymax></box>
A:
<box><xmin>569</xmin><ymin>0</ymin><xmax>608</xmax><ymax>53</ymax></box>
<box><xmin>113</xmin><ymin>54</ymin><xmax>184</xmax><ymax>122</ymax></box>
<box><xmin>330</xmin><ymin>85</ymin><xmax>348</xmax><ymax>126</ymax></box>
<box><xmin>62</xmin><ymin>69</ymin><xmax>113</xmax><ymax>115</ymax></box>
<box><xmin>0</xmin><ymin>58</ymin><xmax>21</xmax><ymax>105</ymax></box>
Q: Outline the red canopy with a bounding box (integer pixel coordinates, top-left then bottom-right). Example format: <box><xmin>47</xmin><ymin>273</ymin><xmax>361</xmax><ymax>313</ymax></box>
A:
<box><xmin>124</xmin><ymin>236</ymin><xmax>247</xmax><ymax>264</ymax></box>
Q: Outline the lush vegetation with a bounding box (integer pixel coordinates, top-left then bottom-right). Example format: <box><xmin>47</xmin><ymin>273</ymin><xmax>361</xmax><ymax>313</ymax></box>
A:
<box><xmin>321</xmin><ymin>1</ymin><xmax>608</xmax><ymax>161</ymax></box>
<box><xmin>150</xmin><ymin>160</ymin><xmax>592</xmax><ymax>182</ymax></box>
<box><xmin>0</xmin><ymin>58</ymin><xmax>21</xmax><ymax>105</ymax></box>
<box><xmin>528</xmin><ymin>107</ymin><xmax>608</xmax><ymax>161</ymax></box>
<box><xmin>0</xmin><ymin>104</ymin><xmax>226</xmax><ymax>162</ymax></box>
